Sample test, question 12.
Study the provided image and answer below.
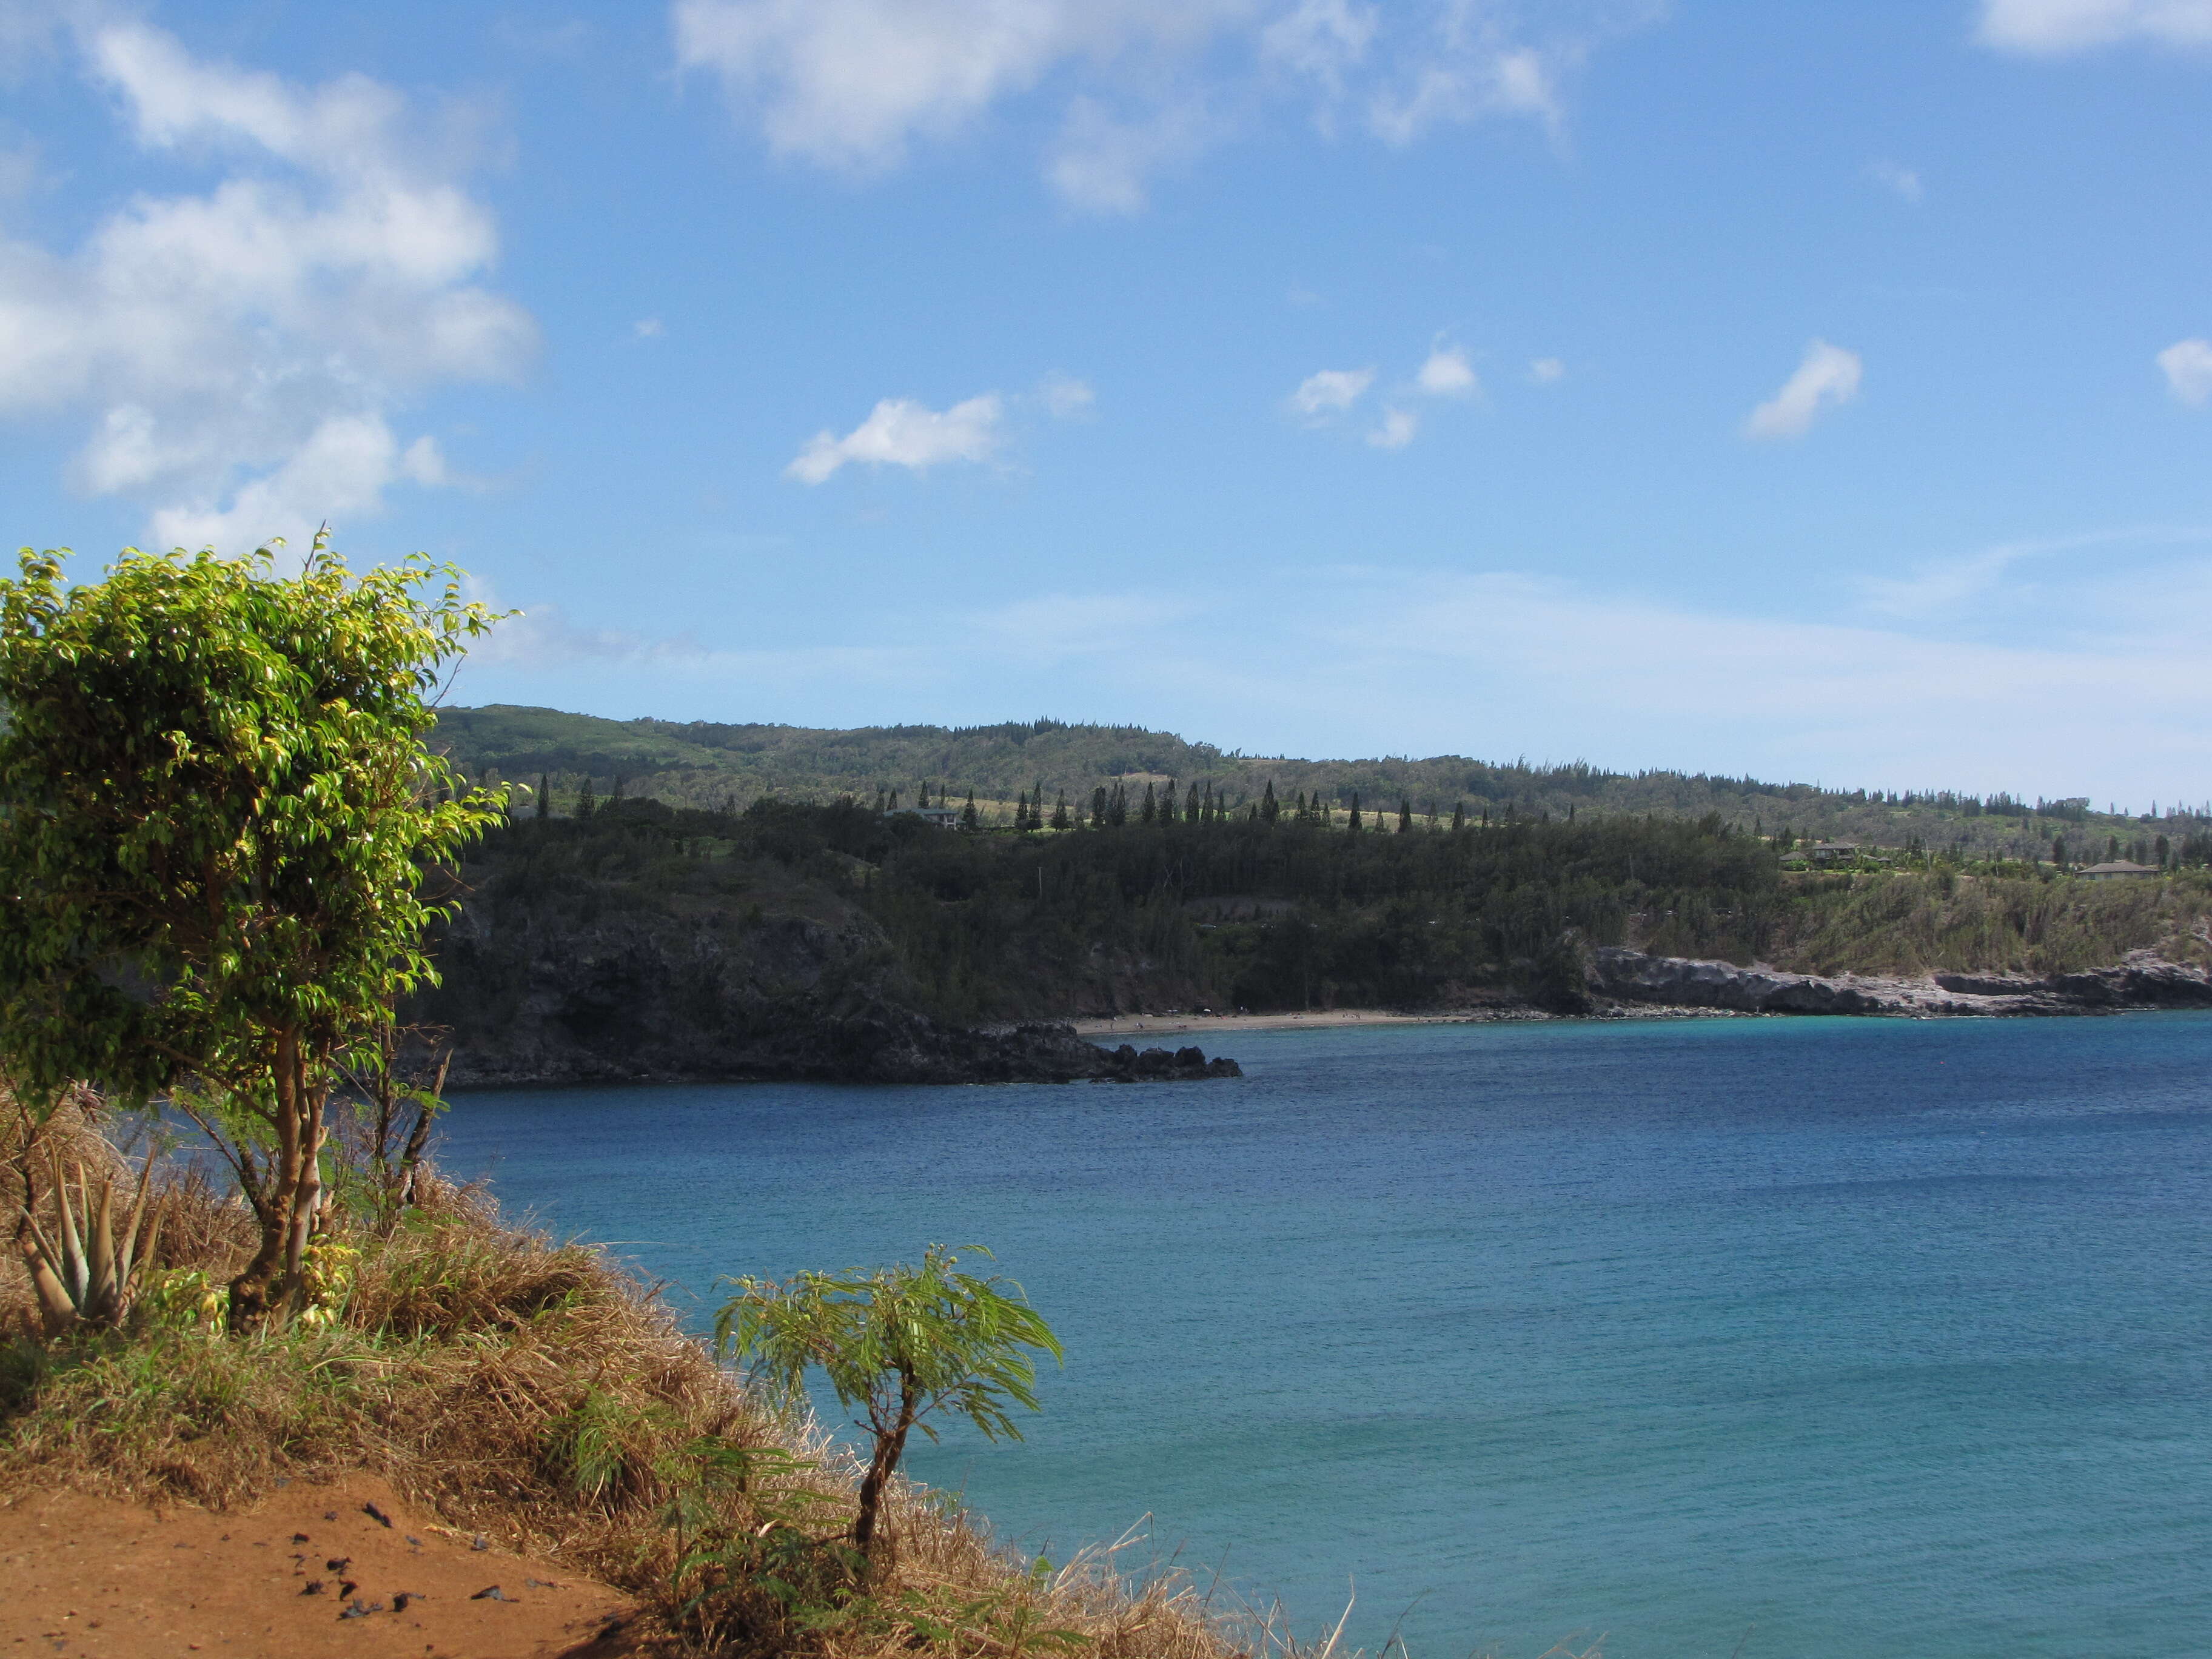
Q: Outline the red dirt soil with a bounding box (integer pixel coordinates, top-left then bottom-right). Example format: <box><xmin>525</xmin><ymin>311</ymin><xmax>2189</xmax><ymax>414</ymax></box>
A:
<box><xmin>0</xmin><ymin>1474</ymin><xmax>640</xmax><ymax>1658</ymax></box>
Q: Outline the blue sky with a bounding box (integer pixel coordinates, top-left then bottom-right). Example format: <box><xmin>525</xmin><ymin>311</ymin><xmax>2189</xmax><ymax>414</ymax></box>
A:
<box><xmin>6</xmin><ymin>1</ymin><xmax>2212</xmax><ymax>806</ymax></box>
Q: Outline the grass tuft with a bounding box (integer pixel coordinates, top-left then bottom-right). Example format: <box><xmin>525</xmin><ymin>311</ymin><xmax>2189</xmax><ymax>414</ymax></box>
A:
<box><xmin>0</xmin><ymin>1113</ymin><xmax>1266</xmax><ymax>1659</ymax></box>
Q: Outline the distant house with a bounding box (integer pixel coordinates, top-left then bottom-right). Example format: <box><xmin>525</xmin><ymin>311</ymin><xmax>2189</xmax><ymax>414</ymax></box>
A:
<box><xmin>1807</xmin><ymin>842</ymin><xmax>1861</xmax><ymax>864</ymax></box>
<box><xmin>2076</xmin><ymin>860</ymin><xmax>2159</xmax><ymax>880</ymax></box>
<box><xmin>889</xmin><ymin>806</ymin><xmax>963</xmax><ymax>830</ymax></box>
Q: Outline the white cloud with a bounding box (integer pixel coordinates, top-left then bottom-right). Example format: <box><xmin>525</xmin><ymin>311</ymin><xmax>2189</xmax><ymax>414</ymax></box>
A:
<box><xmin>1039</xmin><ymin>372</ymin><xmax>1095</xmax><ymax>417</ymax></box>
<box><xmin>1744</xmin><ymin>340</ymin><xmax>1863</xmax><ymax>441</ymax></box>
<box><xmin>1415</xmin><ymin>345</ymin><xmax>1476</xmax><ymax>397</ymax></box>
<box><xmin>1857</xmin><ymin>525</ymin><xmax>2212</xmax><ymax>620</ymax></box>
<box><xmin>672</xmin><ymin>0</ymin><xmax>1658</xmax><ymax>210</ymax></box>
<box><xmin>1289</xmin><ymin>366</ymin><xmax>1374</xmax><ymax>417</ymax></box>
<box><xmin>0</xmin><ymin>21</ymin><xmax>533</xmax><ymax>551</ymax></box>
<box><xmin>2157</xmin><ymin>337</ymin><xmax>2212</xmax><ymax>404</ymax></box>
<box><xmin>1260</xmin><ymin>0</ymin><xmax>1378</xmax><ymax>106</ymax></box>
<box><xmin>1867</xmin><ymin>159</ymin><xmax>1923</xmax><ymax>203</ymax></box>
<box><xmin>1370</xmin><ymin>44</ymin><xmax>1556</xmax><ymax>143</ymax></box>
<box><xmin>1529</xmin><ymin>356</ymin><xmax>1564</xmax><ymax>384</ymax></box>
<box><xmin>1978</xmin><ymin>0</ymin><xmax>2212</xmax><ymax>53</ymax></box>
<box><xmin>1045</xmin><ymin>95</ymin><xmax>1216</xmax><ymax>215</ymax></box>
<box><xmin>1367</xmin><ymin>407</ymin><xmax>1418</xmax><ymax>448</ymax></box>
<box><xmin>634</xmin><ymin>317</ymin><xmax>665</xmax><ymax>338</ymax></box>
<box><xmin>786</xmin><ymin>393</ymin><xmax>1005</xmax><ymax>484</ymax></box>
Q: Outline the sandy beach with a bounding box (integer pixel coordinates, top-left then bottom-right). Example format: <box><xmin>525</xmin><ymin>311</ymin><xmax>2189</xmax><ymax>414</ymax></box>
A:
<box><xmin>1067</xmin><ymin>1007</ymin><xmax>1527</xmax><ymax>1038</ymax></box>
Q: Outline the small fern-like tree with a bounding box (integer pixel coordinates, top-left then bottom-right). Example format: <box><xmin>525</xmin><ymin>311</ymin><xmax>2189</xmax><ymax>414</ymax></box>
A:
<box><xmin>714</xmin><ymin>1244</ymin><xmax>1061</xmax><ymax>1580</ymax></box>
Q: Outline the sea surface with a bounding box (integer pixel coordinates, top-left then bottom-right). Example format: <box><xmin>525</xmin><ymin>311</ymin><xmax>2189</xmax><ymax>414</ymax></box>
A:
<box><xmin>437</xmin><ymin>1013</ymin><xmax>2212</xmax><ymax>1659</ymax></box>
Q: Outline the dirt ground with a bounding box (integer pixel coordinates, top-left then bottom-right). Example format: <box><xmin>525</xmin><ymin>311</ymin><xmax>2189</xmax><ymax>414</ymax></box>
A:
<box><xmin>0</xmin><ymin>1474</ymin><xmax>638</xmax><ymax>1658</ymax></box>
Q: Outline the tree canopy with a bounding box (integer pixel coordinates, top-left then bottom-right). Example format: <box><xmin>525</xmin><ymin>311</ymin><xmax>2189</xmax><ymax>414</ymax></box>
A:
<box><xmin>0</xmin><ymin>535</ymin><xmax>506</xmax><ymax>1321</ymax></box>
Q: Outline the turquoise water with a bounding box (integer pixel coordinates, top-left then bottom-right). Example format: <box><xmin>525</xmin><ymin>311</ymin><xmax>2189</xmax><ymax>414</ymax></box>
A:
<box><xmin>437</xmin><ymin>1014</ymin><xmax>2212</xmax><ymax>1659</ymax></box>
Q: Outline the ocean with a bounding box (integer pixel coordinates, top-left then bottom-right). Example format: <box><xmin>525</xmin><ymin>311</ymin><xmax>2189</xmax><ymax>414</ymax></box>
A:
<box><xmin>436</xmin><ymin>1012</ymin><xmax>2212</xmax><ymax>1659</ymax></box>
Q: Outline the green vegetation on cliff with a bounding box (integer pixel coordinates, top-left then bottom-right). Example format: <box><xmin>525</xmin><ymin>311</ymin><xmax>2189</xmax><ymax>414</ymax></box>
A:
<box><xmin>418</xmin><ymin>796</ymin><xmax>2212</xmax><ymax>1053</ymax></box>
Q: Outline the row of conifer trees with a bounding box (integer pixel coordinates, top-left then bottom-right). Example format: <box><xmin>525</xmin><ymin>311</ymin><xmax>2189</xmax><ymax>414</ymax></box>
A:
<box><xmin>865</xmin><ymin>776</ymin><xmax>1509</xmax><ymax>836</ymax></box>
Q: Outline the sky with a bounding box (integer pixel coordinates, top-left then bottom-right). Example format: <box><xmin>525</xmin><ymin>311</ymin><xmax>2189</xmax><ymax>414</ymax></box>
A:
<box><xmin>5</xmin><ymin>0</ymin><xmax>2212</xmax><ymax>807</ymax></box>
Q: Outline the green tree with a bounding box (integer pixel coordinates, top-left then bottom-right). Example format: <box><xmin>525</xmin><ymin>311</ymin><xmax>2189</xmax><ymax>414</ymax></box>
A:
<box><xmin>1051</xmin><ymin>792</ymin><xmax>1070</xmax><ymax>832</ymax></box>
<box><xmin>961</xmin><ymin>791</ymin><xmax>980</xmax><ymax>833</ymax></box>
<box><xmin>714</xmin><ymin>1245</ymin><xmax>1061</xmax><ymax>1579</ymax></box>
<box><xmin>0</xmin><ymin>537</ymin><xmax>504</xmax><ymax>1326</ymax></box>
<box><xmin>535</xmin><ymin>771</ymin><xmax>551</xmax><ymax>820</ymax></box>
<box><xmin>1397</xmin><ymin>797</ymin><xmax>1412</xmax><ymax>833</ymax></box>
<box><xmin>1140</xmin><ymin>782</ymin><xmax>1156</xmax><ymax>825</ymax></box>
<box><xmin>1260</xmin><ymin>779</ymin><xmax>1279</xmax><ymax>823</ymax></box>
<box><xmin>1349</xmin><ymin>793</ymin><xmax>1362</xmax><ymax>833</ymax></box>
<box><xmin>1451</xmin><ymin>800</ymin><xmax>1466</xmax><ymax>832</ymax></box>
<box><xmin>577</xmin><ymin>776</ymin><xmax>597</xmax><ymax>819</ymax></box>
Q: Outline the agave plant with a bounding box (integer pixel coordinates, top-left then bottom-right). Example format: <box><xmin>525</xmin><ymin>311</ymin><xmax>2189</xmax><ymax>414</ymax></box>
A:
<box><xmin>18</xmin><ymin>1141</ymin><xmax>163</xmax><ymax>1333</ymax></box>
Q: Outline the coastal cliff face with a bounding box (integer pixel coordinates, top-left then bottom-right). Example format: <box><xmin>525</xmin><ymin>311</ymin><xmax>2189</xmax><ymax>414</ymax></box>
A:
<box><xmin>1587</xmin><ymin>946</ymin><xmax>2212</xmax><ymax>1016</ymax></box>
<box><xmin>414</xmin><ymin>885</ymin><xmax>1238</xmax><ymax>1088</ymax></box>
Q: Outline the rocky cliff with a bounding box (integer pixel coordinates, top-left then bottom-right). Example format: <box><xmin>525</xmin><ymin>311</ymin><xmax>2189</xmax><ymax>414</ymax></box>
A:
<box><xmin>1587</xmin><ymin>946</ymin><xmax>2212</xmax><ymax>1016</ymax></box>
<box><xmin>414</xmin><ymin>888</ymin><xmax>1238</xmax><ymax>1088</ymax></box>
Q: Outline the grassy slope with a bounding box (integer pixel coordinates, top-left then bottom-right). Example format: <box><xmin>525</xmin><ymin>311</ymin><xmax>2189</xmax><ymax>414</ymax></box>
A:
<box><xmin>0</xmin><ymin>1101</ymin><xmax>1235</xmax><ymax>1659</ymax></box>
<box><xmin>432</xmin><ymin>706</ymin><xmax>2196</xmax><ymax>863</ymax></box>
<box><xmin>1768</xmin><ymin>867</ymin><xmax>2212</xmax><ymax>978</ymax></box>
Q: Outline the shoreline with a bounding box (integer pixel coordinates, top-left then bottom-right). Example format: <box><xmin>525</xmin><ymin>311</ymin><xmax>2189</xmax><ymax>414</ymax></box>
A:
<box><xmin>1064</xmin><ymin>1002</ymin><xmax>1737</xmax><ymax>1038</ymax></box>
<box><xmin>1071</xmin><ymin>1008</ymin><xmax>1482</xmax><ymax>1037</ymax></box>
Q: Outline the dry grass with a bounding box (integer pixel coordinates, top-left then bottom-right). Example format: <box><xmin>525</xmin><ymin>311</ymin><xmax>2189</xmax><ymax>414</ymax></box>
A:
<box><xmin>1771</xmin><ymin>868</ymin><xmax>2212</xmax><ymax>978</ymax></box>
<box><xmin>0</xmin><ymin>1106</ymin><xmax>1272</xmax><ymax>1659</ymax></box>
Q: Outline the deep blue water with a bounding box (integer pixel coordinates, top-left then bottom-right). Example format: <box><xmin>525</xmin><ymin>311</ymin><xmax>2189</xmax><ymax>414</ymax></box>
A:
<box><xmin>436</xmin><ymin>1014</ymin><xmax>2212</xmax><ymax>1659</ymax></box>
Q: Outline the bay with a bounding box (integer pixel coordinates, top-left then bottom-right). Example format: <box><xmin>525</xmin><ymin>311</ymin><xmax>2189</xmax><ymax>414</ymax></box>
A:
<box><xmin>436</xmin><ymin>1012</ymin><xmax>2212</xmax><ymax>1659</ymax></box>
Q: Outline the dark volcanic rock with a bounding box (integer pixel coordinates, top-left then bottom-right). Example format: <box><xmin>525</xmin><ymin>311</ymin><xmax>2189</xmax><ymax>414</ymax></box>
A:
<box><xmin>1592</xmin><ymin>945</ymin><xmax>2212</xmax><ymax>1017</ymax></box>
<box><xmin>1094</xmin><ymin>1043</ymin><xmax>1243</xmax><ymax>1082</ymax></box>
<box><xmin>415</xmin><ymin>905</ymin><xmax>1239</xmax><ymax>1088</ymax></box>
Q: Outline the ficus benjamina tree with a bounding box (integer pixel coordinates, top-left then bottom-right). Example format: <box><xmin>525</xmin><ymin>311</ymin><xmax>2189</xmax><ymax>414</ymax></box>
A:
<box><xmin>714</xmin><ymin>1244</ymin><xmax>1062</xmax><ymax>1580</ymax></box>
<box><xmin>0</xmin><ymin>534</ymin><xmax>508</xmax><ymax>1328</ymax></box>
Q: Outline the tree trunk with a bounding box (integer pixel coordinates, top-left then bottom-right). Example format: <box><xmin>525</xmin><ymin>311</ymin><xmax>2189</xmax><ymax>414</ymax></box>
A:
<box><xmin>853</xmin><ymin>1372</ymin><xmax>919</xmax><ymax>1581</ymax></box>
<box><xmin>227</xmin><ymin>1028</ymin><xmax>310</xmax><ymax>1329</ymax></box>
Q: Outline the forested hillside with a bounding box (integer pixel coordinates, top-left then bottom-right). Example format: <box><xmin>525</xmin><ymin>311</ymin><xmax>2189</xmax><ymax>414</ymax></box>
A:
<box><xmin>432</xmin><ymin>703</ymin><xmax>2209</xmax><ymax>863</ymax></box>
<box><xmin>414</xmin><ymin>794</ymin><xmax>2212</xmax><ymax>1059</ymax></box>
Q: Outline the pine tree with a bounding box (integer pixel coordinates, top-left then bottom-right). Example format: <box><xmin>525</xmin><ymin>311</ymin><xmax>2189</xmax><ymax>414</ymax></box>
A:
<box><xmin>1349</xmin><ymin>793</ymin><xmax>1362</xmax><ymax>833</ymax></box>
<box><xmin>961</xmin><ymin>791</ymin><xmax>980</xmax><ymax>833</ymax></box>
<box><xmin>1397</xmin><ymin>797</ymin><xmax>1412</xmax><ymax>833</ymax></box>
<box><xmin>1451</xmin><ymin>801</ymin><xmax>1465</xmax><ymax>832</ymax></box>
<box><xmin>1052</xmin><ymin>793</ymin><xmax>1070</xmax><ymax>831</ymax></box>
<box><xmin>1091</xmin><ymin>785</ymin><xmax>1108</xmax><ymax>828</ymax></box>
<box><xmin>577</xmin><ymin>777</ymin><xmax>597</xmax><ymax>819</ymax></box>
<box><xmin>1261</xmin><ymin>779</ymin><xmax>1279</xmax><ymax>822</ymax></box>
<box><xmin>1014</xmin><ymin>793</ymin><xmax>1030</xmax><ymax>831</ymax></box>
<box><xmin>610</xmin><ymin>774</ymin><xmax>626</xmax><ymax>807</ymax></box>
<box><xmin>535</xmin><ymin>771</ymin><xmax>550</xmax><ymax>820</ymax></box>
<box><xmin>1140</xmin><ymin>782</ymin><xmax>1156</xmax><ymax>825</ymax></box>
